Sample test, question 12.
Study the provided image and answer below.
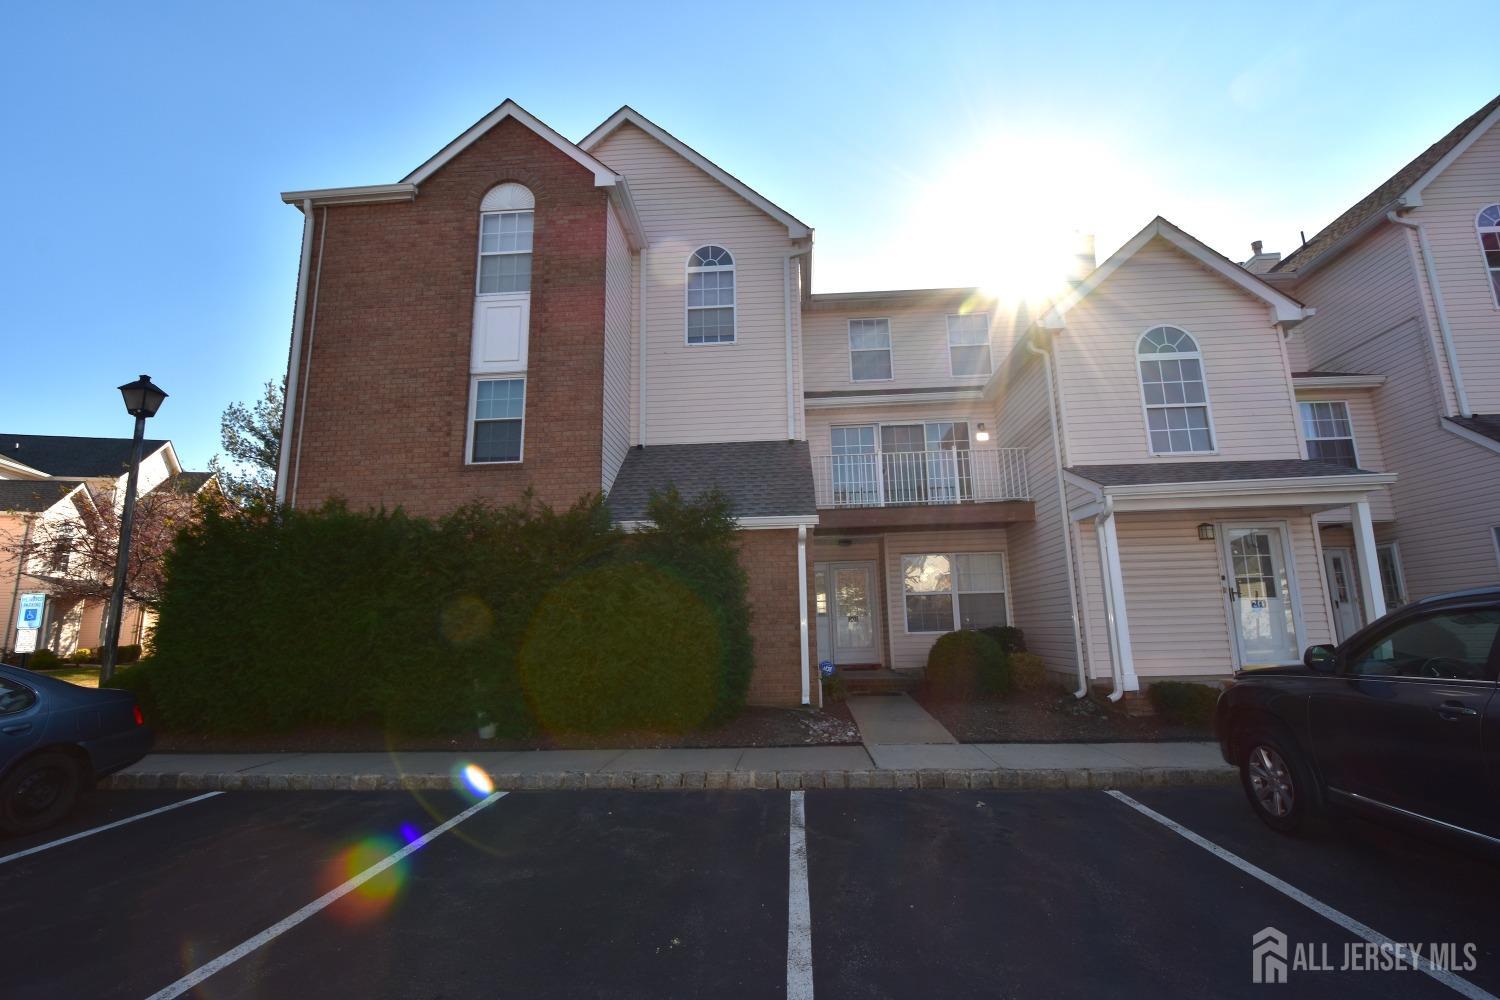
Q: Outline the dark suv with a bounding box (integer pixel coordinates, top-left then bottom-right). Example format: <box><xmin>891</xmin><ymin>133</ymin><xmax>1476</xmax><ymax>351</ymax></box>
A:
<box><xmin>1215</xmin><ymin>587</ymin><xmax>1500</xmax><ymax>845</ymax></box>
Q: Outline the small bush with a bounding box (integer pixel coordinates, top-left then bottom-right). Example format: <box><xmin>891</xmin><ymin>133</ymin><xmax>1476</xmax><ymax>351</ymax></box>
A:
<box><xmin>820</xmin><ymin>671</ymin><xmax>847</xmax><ymax>704</ymax></box>
<box><xmin>925</xmin><ymin>630</ymin><xmax>1010</xmax><ymax>700</ymax></box>
<box><xmin>108</xmin><ymin>660</ymin><xmax>158</xmax><ymax>720</ymax></box>
<box><xmin>27</xmin><ymin>649</ymin><xmax>62</xmax><ymax>670</ymax></box>
<box><xmin>1147</xmin><ymin>681</ymin><xmax>1220</xmax><ymax>727</ymax></box>
<box><xmin>68</xmin><ymin>647</ymin><xmax>96</xmax><ymax>664</ymax></box>
<box><xmin>979</xmin><ymin>625</ymin><xmax>1027</xmax><ymax>654</ymax></box>
<box><xmin>116</xmin><ymin>644</ymin><xmax>142</xmax><ymax>665</ymax></box>
<box><xmin>1009</xmin><ymin>651</ymin><xmax>1048</xmax><ymax>691</ymax></box>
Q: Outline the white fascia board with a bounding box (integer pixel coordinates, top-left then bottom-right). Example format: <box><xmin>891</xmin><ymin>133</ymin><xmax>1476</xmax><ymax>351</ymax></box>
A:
<box><xmin>1402</xmin><ymin>103</ymin><xmax>1500</xmax><ymax>205</ymax></box>
<box><xmin>156</xmin><ymin>442</ymin><xmax>183</xmax><ymax>478</ymax></box>
<box><xmin>580</xmin><ymin>107</ymin><xmax>812</xmax><ymax>240</ymax></box>
<box><xmin>1097</xmin><ymin>472</ymin><xmax>1397</xmax><ymax>511</ymax></box>
<box><xmin>0</xmin><ymin>455</ymin><xmax>49</xmax><ymax>480</ymax></box>
<box><xmin>403</xmin><ymin>100</ymin><xmax>620</xmax><ymax>188</ymax></box>
<box><xmin>606</xmin><ymin>176</ymin><xmax>648</xmax><ymax>249</ymax></box>
<box><xmin>1292</xmin><ymin>374</ymin><xmax>1388</xmax><ymax>389</ymax></box>
<box><xmin>1442</xmin><ymin>418</ymin><xmax>1500</xmax><ymax>456</ymax></box>
<box><xmin>280</xmin><ymin>184</ymin><xmax>417</xmax><ymax>208</ymax></box>
<box><xmin>1042</xmin><ymin>218</ymin><xmax>1310</xmax><ymax>329</ymax></box>
<box><xmin>1062</xmin><ymin>470</ymin><xmax>1105</xmax><ymax>498</ymax></box>
<box><xmin>803</xmin><ymin>389</ymin><xmax>984</xmax><ymax>409</ymax></box>
<box><xmin>615</xmin><ymin>514</ymin><xmax>819</xmax><ymax>532</ymax></box>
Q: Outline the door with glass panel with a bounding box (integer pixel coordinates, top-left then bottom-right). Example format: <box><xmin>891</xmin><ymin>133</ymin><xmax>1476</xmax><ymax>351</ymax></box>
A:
<box><xmin>1222</xmin><ymin>526</ymin><xmax>1300</xmax><ymax>665</ymax></box>
<box><xmin>880</xmin><ymin>422</ymin><xmax>971</xmax><ymax>505</ymax></box>
<box><xmin>828</xmin><ymin>562</ymin><xmax>881</xmax><ymax>665</ymax></box>
<box><xmin>830</xmin><ymin>426</ymin><xmax>879</xmax><ymax>506</ymax></box>
<box><xmin>1322</xmin><ymin>547</ymin><xmax>1363</xmax><ymax>642</ymax></box>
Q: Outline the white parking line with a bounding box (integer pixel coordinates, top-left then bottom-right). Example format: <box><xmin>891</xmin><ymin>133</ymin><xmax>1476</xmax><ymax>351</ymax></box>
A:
<box><xmin>787</xmin><ymin>790</ymin><xmax>814</xmax><ymax>1000</ymax></box>
<box><xmin>1106</xmin><ymin>790</ymin><xmax>1498</xmax><ymax>1000</ymax></box>
<box><xmin>142</xmin><ymin>791</ymin><xmax>507</xmax><ymax>1000</ymax></box>
<box><xmin>0</xmin><ymin>791</ymin><xmax>224</xmax><ymax>868</ymax></box>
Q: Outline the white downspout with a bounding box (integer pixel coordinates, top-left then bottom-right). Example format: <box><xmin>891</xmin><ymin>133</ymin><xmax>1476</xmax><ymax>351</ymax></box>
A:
<box><xmin>275</xmin><ymin>198</ymin><xmax>316</xmax><ymax>505</ymax></box>
<box><xmin>797</xmin><ymin>524</ymin><xmax>811</xmax><ymax>706</ymax></box>
<box><xmin>1027</xmin><ymin>339</ymin><xmax>1088</xmax><ymax>698</ymax></box>
<box><xmin>1388</xmin><ymin>211</ymin><xmax>1472</xmax><ymax>417</ymax></box>
<box><xmin>638</xmin><ymin>250</ymin><xmax>649</xmax><ymax>446</ymax></box>
<box><xmin>1095</xmin><ymin>496</ymin><xmax>1138</xmax><ymax>700</ymax></box>
<box><xmin>784</xmin><ymin>247</ymin><xmax>811</xmax><ymax>440</ymax></box>
<box><xmin>290</xmin><ymin>207</ymin><xmax>327</xmax><ymax>508</ymax></box>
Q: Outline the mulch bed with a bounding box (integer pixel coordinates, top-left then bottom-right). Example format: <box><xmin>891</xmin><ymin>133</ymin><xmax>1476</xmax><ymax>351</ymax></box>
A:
<box><xmin>150</xmin><ymin>703</ymin><xmax>862</xmax><ymax>754</ymax></box>
<box><xmin>913</xmin><ymin>687</ymin><xmax>1213</xmax><ymax>743</ymax></box>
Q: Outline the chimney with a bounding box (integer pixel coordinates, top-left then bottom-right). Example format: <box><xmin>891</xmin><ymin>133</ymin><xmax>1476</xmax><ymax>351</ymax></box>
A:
<box><xmin>1242</xmin><ymin>239</ymin><xmax>1281</xmax><ymax>275</ymax></box>
<box><xmin>1251</xmin><ymin>240</ymin><xmax>1263</xmax><ymax>256</ymax></box>
<box><xmin>1069</xmin><ymin>233</ymin><xmax>1096</xmax><ymax>287</ymax></box>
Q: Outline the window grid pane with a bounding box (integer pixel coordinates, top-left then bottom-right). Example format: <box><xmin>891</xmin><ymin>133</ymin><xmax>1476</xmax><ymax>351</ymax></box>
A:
<box><xmin>851</xmin><ymin>350</ymin><xmax>892</xmax><ymax>381</ymax></box>
<box><xmin>472</xmin><ymin>379</ymin><xmax>525</xmax><ymax>463</ymax></box>
<box><xmin>1139</xmin><ymin>328</ymin><xmax>1211</xmax><ymax>453</ymax></box>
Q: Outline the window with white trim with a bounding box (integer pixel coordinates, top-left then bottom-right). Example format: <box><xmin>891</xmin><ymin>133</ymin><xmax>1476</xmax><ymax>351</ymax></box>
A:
<box><xmin>1299</xmin><ymin>400</ymin><xmax>1358</xmax><ymax>467</ymax></box>
<box><xmin>1376</xmin><ymin>543</ymin><xmax>1406</xmax><ymax>609</ymax></box>
<box><xmin>477</xmin><ymin>184</ymin><xmax>535</xmax><ymax>295</ymax></box>
<box><xmin>470</xmin><ymin>377</ymin><xmax>526</xmax><ymax>463</ymax></box>
<box><xmin>902</xmin><ymin>552</ymin><xmax>1007</xmax><ymax>633</ymax></box>
<box><xmin>946</xmin><ymin>314</ymin><xmax>992</xmax><ymax>376</ymax></box>
<box><xmin>687</xmin><ymin>245</ymin><xmax>735</xmax><ymax>344</ymax></box>
<box><xmin>849</xmin><ymin>318</ymin><xmax>892</xmax><ymax>381</ymax></box>
<box><xmin>1137</xmin><ymin>325</ymin><xmax>1213</xmax><ymax>454</ymax></box>
<box><xmin>1478</xmin><ymin>204</ymin><xmax>1500</xmax><ymax>307</ymax></box>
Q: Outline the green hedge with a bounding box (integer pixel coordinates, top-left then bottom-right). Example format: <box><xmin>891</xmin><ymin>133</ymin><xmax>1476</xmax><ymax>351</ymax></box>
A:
<box><xmin>1146</xmin><ymin>681</ymin><xmax>1220</xmax><ymax>727</ymax></box>
<box><xmin>925</xmin><ymin>630</ymin><xmax>1011</xmax><ymax>700</ymax></box>
<box><xmin>115</xmin><ymin>489</ymin><xmax>754</xmax><ymax>736</ymax></box>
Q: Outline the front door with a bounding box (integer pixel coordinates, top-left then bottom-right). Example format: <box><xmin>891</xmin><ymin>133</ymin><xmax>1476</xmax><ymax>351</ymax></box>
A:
<box><xmin>1222</xmin><ymin>525</ymin><xmax>1300</xmax><ymax>666</ymax></box>
<box><xmin>1323</xmin><ymin>547</ymin><xmax>1363</xmax><ymax>643</ymax></box>
<box><xmin>828</xmin><ymin>562</ymin><xmax>881</xmax><ymax>665</ymax></box>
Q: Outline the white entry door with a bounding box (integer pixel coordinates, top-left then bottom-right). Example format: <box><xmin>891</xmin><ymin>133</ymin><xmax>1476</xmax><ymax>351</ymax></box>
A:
<box><xmin>828</xmin><ymin>562</ymin><xmax>881</xmax><ymax>665</ymax></box>
<box><xmin>1322</xmin><ymin>547</ymin><xmax>1363</xmax><ymax>642</ymax></box>
<box><xmin>1222</xmin><ymin>525</ymin><xmax>1301</xmax><ymax>666</ymax></box>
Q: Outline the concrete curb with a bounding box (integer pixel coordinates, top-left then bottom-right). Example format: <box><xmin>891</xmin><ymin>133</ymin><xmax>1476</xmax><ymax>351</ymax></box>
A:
<box><xmin>101</xmin><ymin>766</ymin><xmax>1237</xmax><ymax>793</ymax></box>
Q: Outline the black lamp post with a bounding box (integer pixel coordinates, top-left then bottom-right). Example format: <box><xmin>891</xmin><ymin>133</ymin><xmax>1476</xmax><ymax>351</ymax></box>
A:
<box><xmin>100</xmin><ymin>375</ymin><xmax>167</xmax><ymax>683</ymax></box>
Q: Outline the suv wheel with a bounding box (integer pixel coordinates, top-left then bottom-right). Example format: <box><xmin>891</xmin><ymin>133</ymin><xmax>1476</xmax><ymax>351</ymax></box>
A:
<box><xmin>1238</xmin><ymin>729</ymin><xmax>1318</xmax><ymax>834</ymax></box>
<box><xmin>1</xmin><ymin>751</ymin><xmax>82</xmax><ymax>835</ymax></box>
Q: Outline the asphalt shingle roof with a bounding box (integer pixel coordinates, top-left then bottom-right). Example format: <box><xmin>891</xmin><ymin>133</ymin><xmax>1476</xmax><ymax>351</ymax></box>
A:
<box><xmin>1274</xmin><ymin>94</ymin><xmax>1500</xmax><ymax>275</ymax></box>
<box><xmin>607</xmin><ymin>440</ymin><xmax>816</xmax><ymax>521</ymax></box>
<box><xmin>0</xmin><ymin>434</ymin><xmax>170</xmax><ymax>478</ymax></box>
<box><xmin>0</xmin><ymin>479</ymin><xmax>86</xmax><ymax>513</ymax></box>
<box><xmin>1446</xmin><ymin>415</ymin><xmax>1500</xmax><ymax>446</ymax></box>
<box><xmin>1068</xmin><ymin>459</ymin><xmax>1378</xmax><ymax>487</ymax></box>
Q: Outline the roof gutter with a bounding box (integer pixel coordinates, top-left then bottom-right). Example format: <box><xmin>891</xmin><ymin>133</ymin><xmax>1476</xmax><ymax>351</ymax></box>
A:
<box><xmin>280</xmin><ymin>184</ymin><xmax>416</xmax><ymax>208</ymax></box>
<box><xmin>275</xmin><ymin>199</ymin><xmax>316</xmax><ymax>505</ymax></box>
<box><xmin>1387</xmin><ymin>210</ymin><xmax>1473</xmax><ymax>417</ymax></box>
<box><xmin>784</xmin><ymin>245</ymin><xmax>812</xmax><ymax>439</ymax></box>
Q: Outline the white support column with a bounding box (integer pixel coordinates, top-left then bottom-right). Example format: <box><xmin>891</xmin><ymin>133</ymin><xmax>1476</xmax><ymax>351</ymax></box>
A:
<box><xmin>797</xmin><ymin>525</ymin><xmax>812</xmax><ymax>706</ymax></box>
<box><xmin>1349</xmin><ymin>500</ymin><xmax>1386</xmax><ymax>622</ymax></box>
<box><xmin>1099</xmin><ymin>509</ymin><xmax>1139</xmax><ymax>694</ymax></box>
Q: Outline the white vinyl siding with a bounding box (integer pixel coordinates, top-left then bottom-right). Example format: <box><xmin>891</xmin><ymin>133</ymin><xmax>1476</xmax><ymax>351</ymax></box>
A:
<box><xmin>849</xmin><ymin>319</ymin><xmax>892</xmax><ymax>381</ymax></box>
<box><xmin>946</xmin><ymin>314</ymin><xmax>992</xmax><ymax>376</ymax></box>
<box><xmin>1299</xmin><ymin>400</ymin><xmax>1358</xmax><ymax>467</ymax></box>
<box><xmin>802</xmin><ymin>305</ymin><xmax>1011</xmax><ymax>393</ymax></box>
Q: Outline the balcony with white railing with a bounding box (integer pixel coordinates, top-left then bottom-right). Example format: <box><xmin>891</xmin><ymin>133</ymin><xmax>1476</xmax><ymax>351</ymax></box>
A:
<box><xmin>812</xmin><ymin>448</ymin><xmax>1030</xmax><ymax>510</ymax></box>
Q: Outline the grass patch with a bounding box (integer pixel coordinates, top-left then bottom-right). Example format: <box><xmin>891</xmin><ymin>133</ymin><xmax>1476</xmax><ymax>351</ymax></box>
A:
<box><xmin>36</xmin><ymin>666</ymin><xmax>101</xmax><ymax>688</ymax></box>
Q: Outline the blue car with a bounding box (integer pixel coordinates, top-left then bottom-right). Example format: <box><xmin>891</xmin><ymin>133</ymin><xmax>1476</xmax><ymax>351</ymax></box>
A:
<box><xmin>0</xmin><ymin>662</ymin><xmax>153</xmax><ymax>834</ymax></box>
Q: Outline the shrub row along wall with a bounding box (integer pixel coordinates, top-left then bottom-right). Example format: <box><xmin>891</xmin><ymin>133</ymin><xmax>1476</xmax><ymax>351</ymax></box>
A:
<box><xmin>113</xmin><ymin>489</ymin><xmax>754</xmax><ymax>737</ymax></box>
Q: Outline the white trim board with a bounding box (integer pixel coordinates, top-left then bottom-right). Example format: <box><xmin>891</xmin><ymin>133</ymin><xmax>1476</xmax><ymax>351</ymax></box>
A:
<box><xmin>615</xmin><ymin>514</ymin><xmax>820</xmax><ymax>532</ymax></box>
<box><xmin>1291</xmin><ymin>374</ymin><xmax>1387</xmax><ymax>389</ymax></box>
<box><xmin>1442</xmin><ymin>418</ymin><xmax>1500</xmax><ymax>456</ymax></box>
<box><xmin>404</xmin><ymin>99</ymin><xmax>618</xmax><ymax>187</ymax></box>
<box><xmin>580</xmin><ymin>106</ymin><xmax>812</xmax><ymax>239</ymax></box>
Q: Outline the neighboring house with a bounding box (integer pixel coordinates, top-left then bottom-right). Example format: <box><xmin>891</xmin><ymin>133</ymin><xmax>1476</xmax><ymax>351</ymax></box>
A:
<box><xmin>1253</xmin><ymin>93</ymin><xmax>1500</xmax><ymax>640</ymax></box>
<box><xmin>275</xmin><ymin>97</ymin><xmax>1488</xmax><ymax>706</ymax></box>
<box><xmin>0</xmin><ymin>434</ymin><xmax>214</xmax><ymax>658</ymax></box>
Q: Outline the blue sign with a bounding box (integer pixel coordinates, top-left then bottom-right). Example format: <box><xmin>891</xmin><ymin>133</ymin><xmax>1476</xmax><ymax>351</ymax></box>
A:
<box><xmin>818</xmin><ymin>660</ymin><xmax>836</xmax><ymax>677</ymax></box>
<box><xmin>16</xmin><ymin>593</ymin><xmax>45</xmax><ymax>631</ymax></box>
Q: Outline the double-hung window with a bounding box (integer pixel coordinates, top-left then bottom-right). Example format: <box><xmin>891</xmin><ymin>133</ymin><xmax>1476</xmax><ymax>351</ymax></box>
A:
<box><xmin>1477</xmin><ymin>205</ymin><xmax>1500</xmax><ymax>307</ymax></box>
<box><xmin>478</xmin><ymin>208</ymin><xmax>533</xmax><ymax>294</ymax></box>
<box><xmin>902</xmin><ymin>552</ymin><xmax>1008</xmax><ymax>632</ymax></box>
<box><xmin>947</xmin><ymin>314</ymin><xmax>992</xmax><ymax>376</ymax></box>
<box><xmin>1300</xmin><ymin>400</ymin><xmax>1358</xmax><ymax>467</ymax></box>
<box><xmin>687</xmin><ymin>245</ymin><xmax>735</xmax><ymax>344</ymax></box>
<box><xmin>849</xmin><ymin>318</ymin><xmax>892</xmax><ymax>381</ymax></box>
<box><xmin>1137</xmin><ymin>326</ymin><xmax>1213</xmax><ymax>454</ymax></box>
<box><xmin>470</xmin><ymin>377</ymin><xmax>526</xmax><ymax>463</ymax></box>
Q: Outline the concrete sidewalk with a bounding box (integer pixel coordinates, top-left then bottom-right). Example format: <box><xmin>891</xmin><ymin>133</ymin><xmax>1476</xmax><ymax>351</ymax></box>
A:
<box><xmin>105</xmin><ymin>741</ymin><xmax>1235</xmax><ymax>792</ymax></box>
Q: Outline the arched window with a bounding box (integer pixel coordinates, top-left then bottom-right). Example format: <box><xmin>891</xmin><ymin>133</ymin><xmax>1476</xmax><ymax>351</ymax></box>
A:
<box><xmin>686</xmin><ymin>245</ymin><xmax>735</xmax><ymax>344</ymax></box>
<box><xmin>477</xmin><ymin>183</ymin><xmax>534</xmax><ymax>295</ymax></box>
<box><xmin>1477</xmin><ymin>205</ymin><xmax>1500</xmax><ymax>307</ymax></box>
<box><xmin>1137</xmin><ymin>326</ymin><xmax>1214</xmax><ymax>454</ymax></box>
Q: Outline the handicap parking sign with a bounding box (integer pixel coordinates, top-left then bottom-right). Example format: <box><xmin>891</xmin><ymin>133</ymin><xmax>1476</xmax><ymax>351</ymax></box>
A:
<box><xmin>16</xmin><ymin>592</ymin><xmax>45</xmax><ymax>631</ymax></box>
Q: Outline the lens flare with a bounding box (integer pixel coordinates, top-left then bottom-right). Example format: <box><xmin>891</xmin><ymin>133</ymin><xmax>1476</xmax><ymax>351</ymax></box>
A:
<box><xmin>321</xmin><ymin>834</ymin><xmax>408</xmax><ymax>924</ymax></box>
<box><xmin>459</xmin><ymin>762</ymin><xmax>494</xmax><ymax>797</ymax></box>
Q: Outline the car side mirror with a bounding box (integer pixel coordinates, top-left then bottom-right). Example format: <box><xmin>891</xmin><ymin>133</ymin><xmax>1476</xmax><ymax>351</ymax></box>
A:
<box><xmin>1303</xmin><ymin>644</ymin><xmax>1337</xmax><ymax>673</ymax></box>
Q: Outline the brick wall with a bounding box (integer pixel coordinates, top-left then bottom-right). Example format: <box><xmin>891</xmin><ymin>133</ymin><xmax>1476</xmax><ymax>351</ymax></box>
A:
<box><xmin>739</xmin><ymin>528</ymin><xmax>817</xmax><ymax>707</ymax></box>
<box><xmin>287</xmin><ymin>117</ymin><xmax>609</xmax><ymax>518</ymax></box>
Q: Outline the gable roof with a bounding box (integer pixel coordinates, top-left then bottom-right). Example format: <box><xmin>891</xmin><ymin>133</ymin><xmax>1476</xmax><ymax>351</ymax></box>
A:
<box><xmin>0</xmin><ymin>479</ymin><xmax>88</xmax><ymax>514</ymax></box>
<box><xmin>1275</xmin><ymin>93</ymin><xmax>1500</xmax><ymax>277</ymax></box>
<box><xmin>607</xmin><ymin>440</ymin><xmax>817</xmax><ymax>523</ymax></box>
<box><xmin>1040</xmin><ymin>217</ymin><xmax>1309</xmax><ymax>330</ymax></box>
<box><xmin>0</xmin><ymin>434</ymin><xmax>174</xmax><ymax>479</ymax></box>
<box><xmin>167</xmin><ymin>471</ymin><xmax>215</xmax><ymax>494</ymax></box>
<box><xmin>579</xmin><ymin>106</ymin><xmax>812</xmax><ymax>239</ymax></box>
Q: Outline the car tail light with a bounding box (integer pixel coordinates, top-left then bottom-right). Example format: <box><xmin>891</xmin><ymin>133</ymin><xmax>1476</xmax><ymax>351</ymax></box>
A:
<box><xmin>133</xmin><ymin>704</ymin><xmax>145</xmax><ymax>726</ymax></box>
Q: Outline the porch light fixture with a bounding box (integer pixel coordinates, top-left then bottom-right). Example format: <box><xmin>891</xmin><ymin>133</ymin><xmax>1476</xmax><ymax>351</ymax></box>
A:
<box><xmin>1197</xmin><ymin>523</ymin><xmax>1216</xmax><ymax>541</ymax></box>
<box><xmin>974</xmin><ymin>423</ymin><xmax>991</xmax><ymax>442</ymax></box>
<box><xmin>101</xmin><ymin>374</ymin><xmax>168</xmax><ymax>683</ymax></box>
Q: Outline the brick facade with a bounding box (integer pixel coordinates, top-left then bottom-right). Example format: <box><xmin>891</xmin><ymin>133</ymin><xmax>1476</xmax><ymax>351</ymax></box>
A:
<box><xmin>739</xmin><ymin>528</ymin><xmax>817</xmax><ymax>707</ymax></box>
<box><xmin>288</xmin><ymin>117</ymin><xmax>609</xmax><ymax>518</ymax></box>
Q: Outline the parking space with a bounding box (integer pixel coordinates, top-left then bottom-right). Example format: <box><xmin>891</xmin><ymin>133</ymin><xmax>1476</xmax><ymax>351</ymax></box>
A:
<box><xmin>2</xmin><ymin>785</ymin><xmax>1494</xmax><ymax>999</ymax></box>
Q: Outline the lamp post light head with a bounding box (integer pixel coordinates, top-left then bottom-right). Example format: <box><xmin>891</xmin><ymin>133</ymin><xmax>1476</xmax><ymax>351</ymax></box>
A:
<box><xmin>118</xmin><ymin>374</ymin><xmax>168</xmax><ymax>418</ymax></box>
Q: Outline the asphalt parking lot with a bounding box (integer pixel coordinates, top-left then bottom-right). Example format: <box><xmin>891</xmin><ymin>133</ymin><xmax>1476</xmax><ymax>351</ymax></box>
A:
<box><xmin>3</xmin><ymin>783</ymin><xmax>1497</xmax><ymax>999</ymax></box>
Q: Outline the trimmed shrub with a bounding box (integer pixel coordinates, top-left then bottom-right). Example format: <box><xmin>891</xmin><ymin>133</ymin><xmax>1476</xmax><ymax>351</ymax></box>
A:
<box><xmin>27</xmin><ymin>649</ymin><xmax>61</xmax><ymax>670</ymax></box>
<box><xmin>1009</xmin><ymin>651</ymin><xmax>1048</xmax><ymax>691</ymax></box>
<box><xmin>109</xmin><ymin>660</ymin><xmax>158</xmax><ymax>720</ymax></box>
<box><xmin>979</xmin><ymin>625</ymin><xmax>1027</xmax><ymax>654</ymax></box>
<box><xmin>1147</xmin><ymin>681</ymin><xmax>1220</xmax><ymax>727</ymax></box>
<box><xmin>520</xmin><ymin>562</ymin><xmax>720</xmax><ymax>733</ymax></box>
<box><xmin>925</xmin><ymin>630</ymin><xmax>1010</xmax><ymax>700</ymax></box>
<box><xmin>116</xmin><ymin>644</ymin><xmax>142</xmax><ymax>665</ymax></box>
<box><xmin>68</xmin><ymin>648</ymin><xmax>96</xmax><ymax>665</ymax></box>
<box><xmin>820</xmin><ymin>671</ymin><xmax>847</xmax><ymax>705</ymax></box>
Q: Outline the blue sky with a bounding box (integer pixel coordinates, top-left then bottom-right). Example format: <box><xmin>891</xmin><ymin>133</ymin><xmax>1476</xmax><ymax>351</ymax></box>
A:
<box><xmin>2</xmin><ymin>1</ymin><xmax>1496</xmax><ymax>469</ymax></box>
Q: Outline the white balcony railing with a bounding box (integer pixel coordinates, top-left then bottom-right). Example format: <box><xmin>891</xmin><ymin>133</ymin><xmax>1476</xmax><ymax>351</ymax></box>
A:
<box><xmin>812</xmin><ymin>448</ymin><xmax>1029</xmax><ymax>508</ymax></box>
